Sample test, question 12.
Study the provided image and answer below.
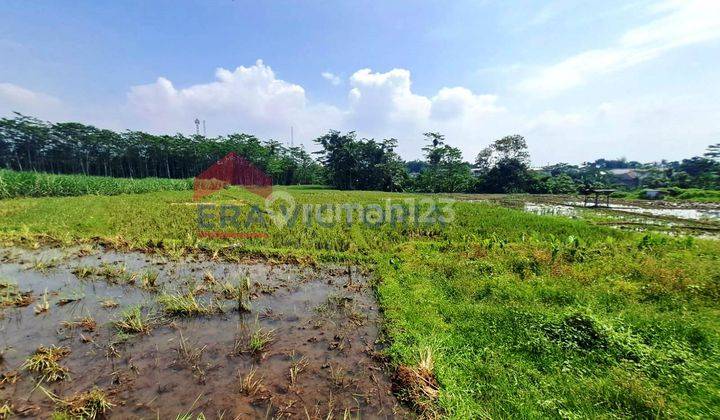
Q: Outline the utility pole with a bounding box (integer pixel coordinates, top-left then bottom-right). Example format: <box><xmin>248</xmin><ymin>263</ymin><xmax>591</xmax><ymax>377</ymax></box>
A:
<box><xmin>194</xmin><ymin>118</ymin><xmax>200</xmax><ymax>136</ymax></box>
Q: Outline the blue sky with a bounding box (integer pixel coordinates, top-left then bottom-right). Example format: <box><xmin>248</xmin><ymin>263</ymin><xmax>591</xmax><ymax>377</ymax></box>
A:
<box><xmin>1</xmin><ymin>0</ymin><xmax>719</xmax><ymax>164</ymax></box>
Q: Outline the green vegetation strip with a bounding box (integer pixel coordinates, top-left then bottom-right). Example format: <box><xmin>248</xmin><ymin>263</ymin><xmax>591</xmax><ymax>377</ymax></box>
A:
<box><xmin>1</xmin><ymin>187</ymin><xmax>719</xmax><ymax>418</ymax></box>
<box><xmin>0</xmin><ymin>169</ymin><xmax>192</xmax><ymax>199</ymax></box>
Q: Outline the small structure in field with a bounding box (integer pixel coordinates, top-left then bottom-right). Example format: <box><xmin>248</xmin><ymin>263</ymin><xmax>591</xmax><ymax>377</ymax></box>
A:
<box><xmin>581</xmin><ymin>188</ymin><xmax>615</xmax><ymax>207</ymax></box>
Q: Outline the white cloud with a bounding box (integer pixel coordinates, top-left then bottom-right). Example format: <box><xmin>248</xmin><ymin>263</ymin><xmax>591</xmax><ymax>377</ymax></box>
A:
<box><xmin>431</xmin><ymin>87</ymin><xmax>502</xmax><ymax>120</ymax></box>
<box><xmin>126</xmin><ymin>60</ymin><xmax>343</xmax><ymax>138</ymax></box>
<box><xmin>321</xmin><ymin>71</ymin><xmax>341</xmax><ymax>86</ymax></box>
<box><xmin>348</xmin><ymin>68</ymin><xmax>431</xmax><ymax>128</ymax></box>
<box><xmin>124</xmin><ymin>64</ymin><xmax>506</xmax><ymax>159</ymax></box>
<box><xmin>343</xmin><ymin>68</ymin><xmax>508</xmax><ymax>157</ymax></box>
<box><xmin>518</xmin><ymin>0</ymin><xmax>720</xmax><ymax>95</ymax></box>
<box><xmin>0</xmin><ymin>82</ymin><xmax>62</xmax><ymax>116</ymax></box>
<box><xmin>522</xmin><ymin>95</ymin><xmax>720</xmax><ymax>165</ymax></box>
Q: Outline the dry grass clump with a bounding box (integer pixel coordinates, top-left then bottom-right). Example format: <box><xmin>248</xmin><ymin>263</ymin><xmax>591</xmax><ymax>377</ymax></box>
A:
<box><xmin>215</xmin><ymin>273</ymin><xmax>252</xmax><ymax>312</ymax></box>
<box><xmin>71</xmin><ymin>265</ymin><xmax>96</xmax><ymax>279</ymax></box>
<box><xmin>45</xmin><ymin>386</ymin><xmax>114</xmax><ymax>419</ymax></box>
<box><xmin>288</xmin><ymin>353</ymin><xmax>308</xmax><ymax>386</ymax></box>
<box><xmin>0</xmin><ymin>279</ymin><xmax>33</xmax><ymax>308</ymax></box>
<box><xmin>0</xmin><ymin>371</ymin><xmax>20</xmax><ymax>387</ymax></box>
<box><xmin>22</xmin><ymin>345</ymin><xmax>71</xmax><ymax>382</ymax></box>
<box><xmin>30</xmin><ymin>258</ymin><xmax>58</xmax><ymax>273</ymax></box>
<box><xmin>99</xmin><ymin>298</ymin><xmax>119</xmax><ymax>308</ymax></box>
<box><xmin>392</xmin><ymin>347</ymin><xmax>439</xmax><ymax>415</ymax></box>
<box><xmin>0</xmin><ymin>402</ymin><xmax>12</xmax><ymax>419</ymax></box>
<box><xmin>61</xmin><ymin>316</ymin><xmax>96</xmax><ymax>332</ymax></box>
<box><xmin>172</xmin><ymin>331</ymin><xmax>208</xmax><ymax>380</ymax></box>
<box><xmin>202</xmin><ymin>270</ymin><xmax>217</xmax><ymax>285</ymax></box>
<box><xmin>239</xmin><ymin>366</ymin><xmax>264</xmax><ymax>396</ymax></box>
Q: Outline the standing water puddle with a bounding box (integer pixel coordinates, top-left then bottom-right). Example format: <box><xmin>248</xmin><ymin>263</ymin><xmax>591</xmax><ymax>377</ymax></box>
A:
<box><xmin>0</xmin><ymin>247</ymin><xmax>405</xmax><ymax>418</ymax></box>
<box><xmin>563</xmin><ymin>201</ymin><xmax>720</xmax><ymax>221</ymax></box>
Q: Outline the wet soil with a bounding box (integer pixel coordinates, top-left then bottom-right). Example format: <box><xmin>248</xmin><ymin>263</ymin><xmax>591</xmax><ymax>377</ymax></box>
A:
<box><xmin>0</xmin><ymin>246</ymin><xmax>406</xmax><ymax>419</ymax></box>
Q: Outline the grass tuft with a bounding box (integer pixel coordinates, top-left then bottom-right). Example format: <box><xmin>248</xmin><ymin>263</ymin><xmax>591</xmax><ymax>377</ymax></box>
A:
<box><xmin>139</xmin><ymin>270</ymin><xmax>159</xmax><ymax>291</ymax></box>
<box><xmin>0</xmin><ymin>279</ymin><xmax>33</xmax><ymax>308</ymax></box>
<box><xmin>239</xmin><ymin>366</ymin><xmax>264</xmax><ymax>396</ymax></box>
<box><xmin>45</xmin><ymin>386</ymin><xmax>114</xmax><ymax>419</ymax></box>
<box><xmin>113</xmin><ymin>305</ymin><xmax>154</xmax><ymax>334</ymax></box>
<box><xmin>61</xmin><ymin>316</ymin><xmax>96</xmax><ymax>332</ymax></box>
<box><xmin>22</xmin><ymin>346</ymin><xmax>70</xmax><ymax>382</ymax></box>
<box><xmin>157</xmin><ymin>292</ymin><xmax>213</xmax><ymax>316</ymax></box>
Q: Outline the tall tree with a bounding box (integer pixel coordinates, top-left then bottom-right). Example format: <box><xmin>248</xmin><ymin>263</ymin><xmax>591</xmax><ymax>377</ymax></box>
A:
<box><xmin>475</xmin><ymin>135</ymin><xmax>534</xmax><ymax>193</ymax></box>
<box><xmin>415</xmin><ymin>132</ymin><xmax>473</xmax><ymax>193</ymax></box>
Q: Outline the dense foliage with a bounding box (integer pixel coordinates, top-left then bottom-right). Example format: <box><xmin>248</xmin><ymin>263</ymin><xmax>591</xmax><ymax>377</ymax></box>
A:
<box><xmin>0</xmin><ymin>113</ymin><xmax>323</xmax><ymax>185</ymax></box>
<box><xmin>313</xmin><ymin>130</ymin><xmax>409</xmax><ymax>191</ymax></box>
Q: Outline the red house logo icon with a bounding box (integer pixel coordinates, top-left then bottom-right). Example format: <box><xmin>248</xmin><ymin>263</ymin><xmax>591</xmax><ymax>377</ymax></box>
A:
<box><xmin>193</xmin><ymin>152</ymin><xmax>273</xmax><ymax>201</ymax></box>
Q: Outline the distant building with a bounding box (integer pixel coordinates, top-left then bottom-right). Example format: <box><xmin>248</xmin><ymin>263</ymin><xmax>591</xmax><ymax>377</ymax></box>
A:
<box><xmin>603</xmin><ymin>168</ymin><xmax>648</xmax><ymax>188</ymax></box>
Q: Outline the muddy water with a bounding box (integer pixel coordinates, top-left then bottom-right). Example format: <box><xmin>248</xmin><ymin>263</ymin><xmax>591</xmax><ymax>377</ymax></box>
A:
<box><xmin>0</xmin><ymin>247</ymin><xmax>405</xmax><ymax>419</ymax></box>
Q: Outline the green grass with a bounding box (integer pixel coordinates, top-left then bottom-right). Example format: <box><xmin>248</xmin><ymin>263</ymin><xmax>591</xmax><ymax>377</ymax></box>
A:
<box><xmin>615</xmin><ymin>187</ymin><xmax>720</xmax><ymax>203</ymax></box>
<box><xmin>22</xmin><ymin>345</ymin><xmax>71</xmax><ymax>382</ymax></box>
<box><xmin>0</xmin><ymin>169</ymin><xmax>192</xmax><ymax>199</ymax></box>
<box><xmin>157</xmin><ymin>292</ymin><xmax>213</xmax><ymax>316</ymax></box>
<box><xmin>1</xmin><ymin>186</ymin><xmax>719</xmax><ymax>418</ymax></box>
<box><xmin>113</xmin><ymin>305</ymin><xmax>154</xmax><ymax>334</ymax></box>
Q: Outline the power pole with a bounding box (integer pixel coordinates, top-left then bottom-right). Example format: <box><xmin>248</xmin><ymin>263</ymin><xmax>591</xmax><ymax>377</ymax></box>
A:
<box><xmin>194</xmin><ymin>118</ymin><xmax>200</xmax><ymax>136</ymax></box>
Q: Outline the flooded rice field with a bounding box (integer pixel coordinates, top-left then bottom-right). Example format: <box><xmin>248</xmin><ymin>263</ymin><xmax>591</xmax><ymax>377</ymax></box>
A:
<box><xmin>0</xmin><ymin>246</ymin><xmax>405</xmax><ymax>418</ymax></box>
<box><xmin>562</xmin><ymin>201</ymin><xmax>720</xmax><ymax>221</ymax></box>
<box><xmin>452</xmin><ymin>194</ymin><xmax>720</xmax><ymax>238</ymax></box>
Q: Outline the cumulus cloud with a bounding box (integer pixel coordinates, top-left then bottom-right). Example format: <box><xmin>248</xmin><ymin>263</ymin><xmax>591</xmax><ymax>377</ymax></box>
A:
<box><xmin>341</xmin><ymin>68</ymin><xmax>508</xmax><ymax>157</ymax></box>
<box><xmin>518</xmin><ymin>0</ymin><xmax>720</xmax><ymax>95</ymax></box>
<box><xmin>321</xmin><ymin>71</ymin><xmax>341</xmax><ymax>86</ymax></box>
<box><xmin>125</xmin><ymin>60</ymin><xmax>342</xmax><ymax>137</ymax></box>
<box><xmin>124</xmin><ymin>63</ymin><xmax>506</xmax><ymax>158</ymax></box>
<box><xmin>348</xmin><ymin>68</ymin><xmax>431</xmax><ymax>129</ymax></box>
<box><xmin>0</xmin><ymin>82</ymin><xmax>62</xmax><ymax>116</ymax></box>
<box><xmin>431</xmin><ymin>87</ymin><xmax>502</xmax><ymax>120</ymax></box>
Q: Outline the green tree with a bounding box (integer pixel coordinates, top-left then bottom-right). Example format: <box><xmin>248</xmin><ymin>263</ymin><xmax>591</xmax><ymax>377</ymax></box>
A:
<box><xmin>415</xmin><ymin>132</ymin><xmax>473</xmax><ymax>192</ymax></box>
<box><xmin>474</xmin><ymin>135</ymin><xmax>534</xmax><ymax>193</ymax></box>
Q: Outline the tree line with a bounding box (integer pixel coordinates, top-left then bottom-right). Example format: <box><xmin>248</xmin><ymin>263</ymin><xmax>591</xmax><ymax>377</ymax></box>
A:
<box><xmin>0</xmin><ymin>114</ymin><xmax>323</xmax><ymax>185</ymax></box>
<box><xmin>1</xmin><ymin>113</ymin><xmax>718</xmax><ymax>194</ymax></box>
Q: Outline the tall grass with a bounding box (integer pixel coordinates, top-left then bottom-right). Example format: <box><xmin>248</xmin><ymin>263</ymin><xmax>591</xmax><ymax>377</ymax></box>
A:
<box><xmin>0</xmin><ymin>169</ymin><xmax>192</xmax><ymax>199</ymax></box>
